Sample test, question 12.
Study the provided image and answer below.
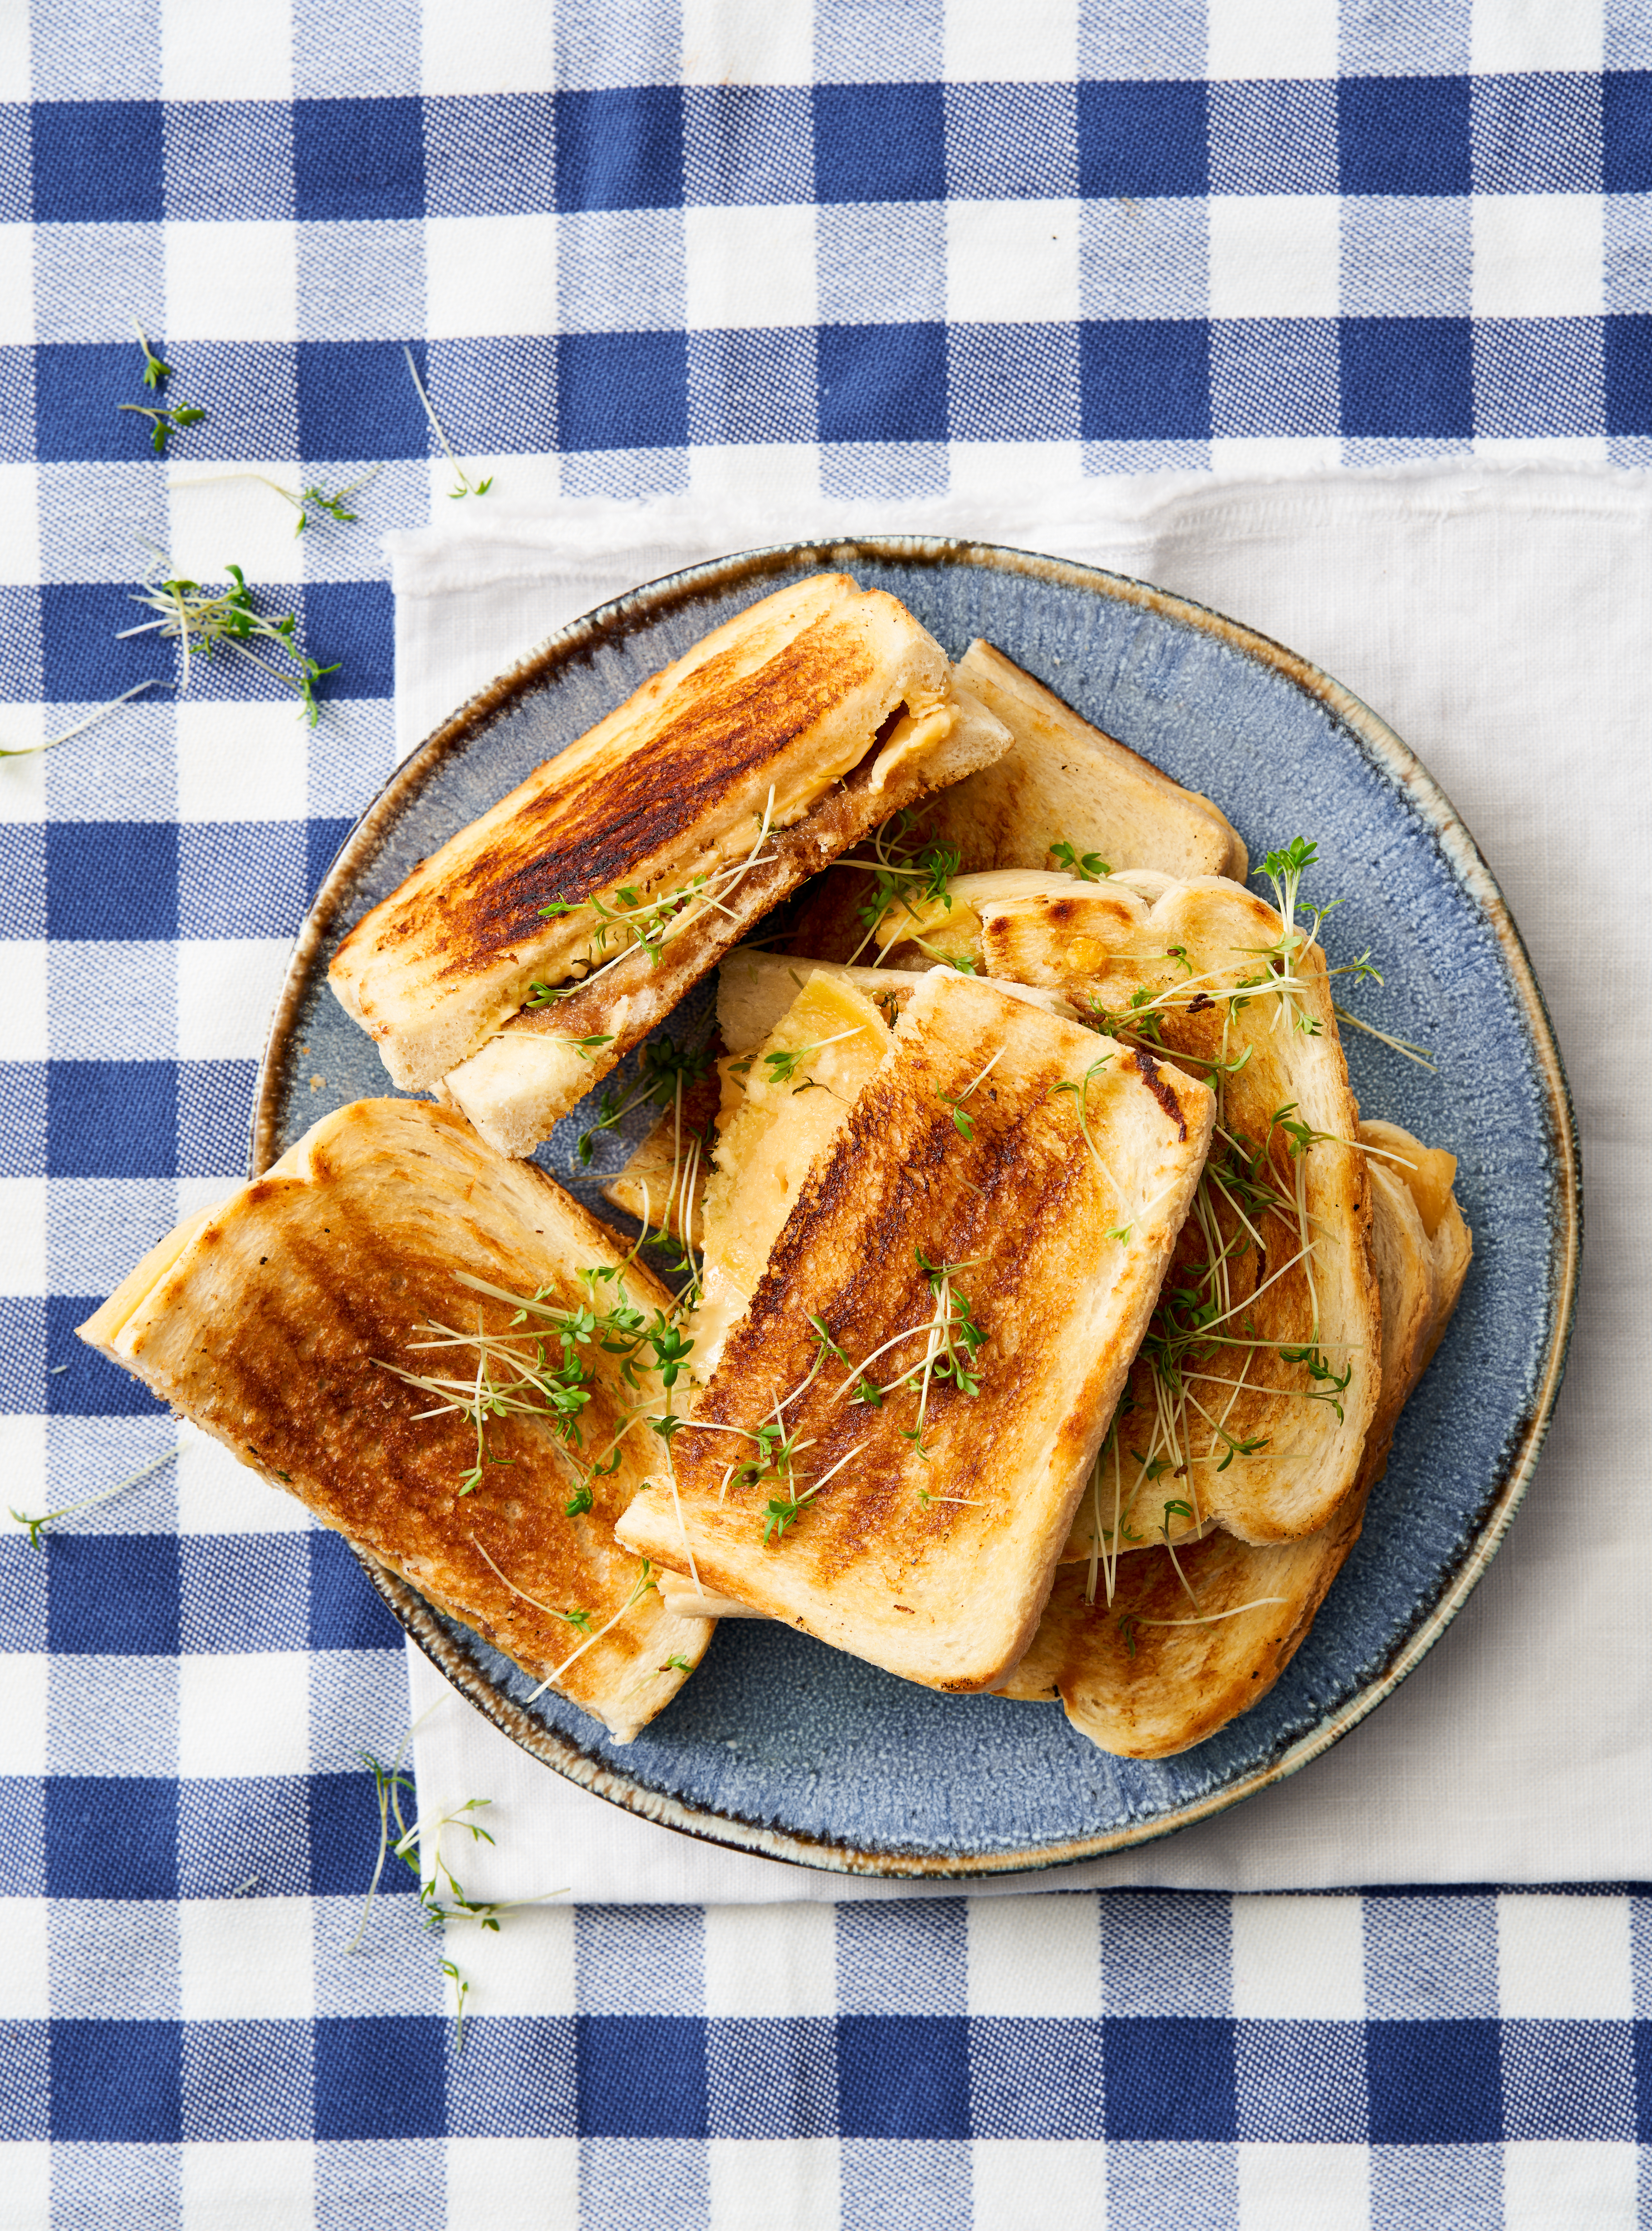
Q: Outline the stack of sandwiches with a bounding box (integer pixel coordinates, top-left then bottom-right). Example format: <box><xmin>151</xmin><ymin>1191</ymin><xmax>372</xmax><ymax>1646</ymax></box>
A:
<box><xmin>84</xmin><ymin>574</ymin><xmax>1470</xmax><ymax>1764</ymax></box>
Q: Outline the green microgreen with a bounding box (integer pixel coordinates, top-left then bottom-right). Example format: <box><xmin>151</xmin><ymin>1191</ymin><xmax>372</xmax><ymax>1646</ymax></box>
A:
<box><xmin>563</xmin><ymin>1483</ymin><xmax>594</xmax><ymax>1516</ymax></box>
<box><xmin>9</xmin><ymin>1441</ymin><xmax>179</xmax><ymax>1546</ymax></box>
<box><xmin>1049</xmin><ymin>839</ymin><xmax>1111</xmax><ymax>881</ymax></box>
<box><xmin>834</xmin><ymin>808</ymin><xmax>964</xmax><ymax>967</ymax></box>
<box><xmin>936</xmin><ymin>1044</ymin><xmax>1006</xmax><ymax>1140</ymax></box>
<box><xmin>132</xmin><ymin>320</ymin><xmax>170</xmax><ymax>389</ymax></box>
<box><xmin>169</xmin><ymin>463</ymin><xmax>382</xmax><ymax>534</ymax></box>
<box><xmin>0</xmin><ymin>678</ymin><xmax>164</xmax><ymax>760</ymax></box>
<box><xmin>573</xmin><ymin>1034</ymin><xmax>714</xmax><ymax>1168</ymax></box>
<box><xmin>117</xmin><ymin>560</ymin><xmax>339</xmax><ymax>724</ymax></box>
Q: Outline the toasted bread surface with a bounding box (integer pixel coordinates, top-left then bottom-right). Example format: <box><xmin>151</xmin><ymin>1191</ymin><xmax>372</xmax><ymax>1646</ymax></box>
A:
<box><xmin>439</xmin><ymin>666</ymin><xmax>1010</xmax><ymax>1156</ymax></box>
<box><xmin>912</xmin><ymin>640</ymin><xmax>1247</xmax><ymax>881</ymax></box>
<box><xmin>999</xmin><ymin>1126</ymin><xmax>1463</xmax><ymax>1757</ymax></box>
<box><xmin>615</xmin><ymin>972</ymin><xmax>1214</xmax><ymax>1690</ymax></box>
<box><xmin>78</xmin><ymin>1099</ymin><xmax>710</xmax><ymax>1742</ymax></box>
<box><xmin>993</xmin><ymin>875</ymin><xmax>1381</xmax><ymax>1548</ymax></box>
<box><xmin>330</xmin><ymin>574</ymin><xmax>961</xmax><ymax>1092</ymax></box>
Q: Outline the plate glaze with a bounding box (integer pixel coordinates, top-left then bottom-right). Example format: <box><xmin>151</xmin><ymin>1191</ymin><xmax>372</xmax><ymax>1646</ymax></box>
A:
<box><xmin>253</xmin><ymin>539</ymin><xmax>1580</xmax><ymax>1879</ymax></box>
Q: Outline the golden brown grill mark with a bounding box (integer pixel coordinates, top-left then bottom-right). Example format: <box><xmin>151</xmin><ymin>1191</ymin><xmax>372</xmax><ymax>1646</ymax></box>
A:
<box><xmin>390</xmin><ymin>621</ymin><xmax>876</xmax><ymax>974</ymax></box>
<box><xmin>1132</xmin><ymin>1050</ymin><xmax>1187</xmax><ymax>1140</ymax></box>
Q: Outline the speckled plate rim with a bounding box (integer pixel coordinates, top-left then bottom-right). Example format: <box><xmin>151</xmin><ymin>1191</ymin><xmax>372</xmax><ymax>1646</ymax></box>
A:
<box><xmin>252</xmin><ymin>535</ymin><xmax>1581</xmax><ymax>1882</ymax></box>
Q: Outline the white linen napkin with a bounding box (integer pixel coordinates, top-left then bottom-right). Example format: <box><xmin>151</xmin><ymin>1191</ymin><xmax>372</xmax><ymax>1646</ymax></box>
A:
<box><xmin>391</xmin><ymin>467</ymin><xmax>1645</xmax><ymax>1899</ymax></box>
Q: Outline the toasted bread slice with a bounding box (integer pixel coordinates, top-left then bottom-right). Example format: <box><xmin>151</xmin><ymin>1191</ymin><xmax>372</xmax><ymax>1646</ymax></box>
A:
<box><xmin>347</xmin><ymin>586</ymin><xmax>1012</xmax><ymax>1158</ymax></box>
<box><xmin>600</xmin><ymin>954</ymin><xmax>1074</xmax><ymax>1271</ymax></box>
<box><xmin>77</xmin><ymin>1099</ymin><xmax>711</xmax><ymax>1744</ymax></box>
<box><xmin>996</xmin><ymin>1122</ymin><xmax>1467</xmax><ymax>1757</ymax></box>
<box><xmin>985</xmin><ymin>874</ymin><xmax>1381</xmax><ymax>1546</ymax></box>
<box><xmin>614</xmin><ymin>972</ymin><xmax>1214</xmax><ymax>1691</ymax></box>
<box><xmin>907</xmin><ymin>640</ymin><xmax>1247</xmax><ymax>882</ymax></box>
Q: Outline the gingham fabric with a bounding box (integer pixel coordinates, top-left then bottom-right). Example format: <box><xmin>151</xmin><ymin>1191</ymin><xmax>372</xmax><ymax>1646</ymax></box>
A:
<box><xmin>0</xmin><ymin>0</ymin><xmax>1641</xmax><ymax>2222</ymax></box>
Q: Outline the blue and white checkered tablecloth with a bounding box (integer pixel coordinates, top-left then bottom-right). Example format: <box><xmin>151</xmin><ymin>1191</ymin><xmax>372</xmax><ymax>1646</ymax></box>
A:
<box><xmin>0</xmin><ymin>0</ymin><xmax>1641</xmax><ymax>2221</ymax></box>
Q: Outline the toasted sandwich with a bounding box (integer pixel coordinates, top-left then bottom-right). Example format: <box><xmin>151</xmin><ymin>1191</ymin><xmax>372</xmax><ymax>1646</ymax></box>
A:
<box><xmin>979</xmin><ymin>866</ymin><xmax>1382</xmax><ymax>1548</ymax></box>
<box><xmin>614</xmin><ymin>970</ymin><xmax>1214</xmax><ymax>1691</ymax></box>
<box><xmin>329</xmin><ymin>574</ymin><xmax>1011</xmax><ymax>1157</ymax></box>
<box><xmin>77</xmin><ymin>1099</ymin><xmax>712</xmax><ymax>1744</ymax></box>
<box><xmin>995</xmin><ymin>1118</ymin><xmax>1469</xmax><ymax>1757</ymax></box>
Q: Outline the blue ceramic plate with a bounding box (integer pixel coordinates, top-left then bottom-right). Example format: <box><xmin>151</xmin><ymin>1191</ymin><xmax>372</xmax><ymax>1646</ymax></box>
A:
<box><xmin>254</xmin><ymin>540</ymin><xmax>1579</xmax><ymax>1879</ymax></box>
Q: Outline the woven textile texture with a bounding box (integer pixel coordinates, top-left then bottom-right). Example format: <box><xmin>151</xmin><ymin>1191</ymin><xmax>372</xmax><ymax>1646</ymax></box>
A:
<box><xmin>0</xmin><ymin>0</ymin><xmax>1643</xmax><ymax>2223</ymax></box>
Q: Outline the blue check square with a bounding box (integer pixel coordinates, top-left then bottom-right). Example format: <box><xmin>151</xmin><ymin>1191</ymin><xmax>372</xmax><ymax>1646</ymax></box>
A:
<box><xmin>559</xmin><ymin>330</ymin><xmax>688</xmax><ymax>452</ymax></box>
<box><xmin>837</xmin><ymin>2016</ymin><xmax>971</xmax><ymax>2140</ymax></box>
<box><xmin>819</xmin><ymin>322</ymin><xmax>947</xmax><ymax>443</ymax></box>
<box><xmin>1081</xmin><ymin>320</ymin><xmax>1211</xmax><ymax>441</ymax></box>
<box><xmin>309</xmin><ymin>1528</ymin><xmax>404</xmax><ymax>1652</ymax></box>
<box><xmin>178</xmin><ymin>1778</ymin><xmax>312</xmax><ymax>1900</ymax></box>
<box><xmin>39</xmin><ymin>579</ymin><xmax>174</xmax><ymax>701</ymax></box>
<box><xmin>1235</xmin><ymin>2020</ymin><xmax>1367</xmax><ymax>2142</ymax></box>
<box><xmin>1078</xmin><ymin>80</ymin><xmax>1207</xmax><ymax>199</ymax></box>
<box><xmin>688</xmin><ymin>328</ymin><xmax>816</xmax><ymax>446</ymax></box>
<box><xmin>45</xmin><ymin>1776</ymin><xmax>177</xmax><ymax>1900</ymax></box>
<box><xmin>162</xmin><ymin>100</ymin><xmax>296</xmax><ymax>223</ymax></box>
<box><xmin>1475</xmin><ymin>318</ymin><xmax>1605</xmax><ymax>439</ymax></box>
<box><xmin>0</xmin><ymin>1294</ymin><xmax>46</xmax><ymax>1411</ymax></box>
<box><xmin>297</xmin><ymin>338</ymin><xmax>430</xmax><ymax>461</ymax></box>
<box><xmin>51</xmin><ymin>2017</ymin><xmax>183</xmax><ymax>2141</ymax></box>
<box><xmin>314</xmin><ymin>2016</ymin><xmax>448</xmax><ymax>2139</ymax></box>
<box><xmin>0</xmin><ymin>586</ymin><xmax>42</xmax><ymax>701</ymax></box>
<box><xmin>1606</xmin><ymin>313</ymin><xmax>1652</xmax><ymax>430</ymax></box>
<box><xmin>1102</xmin><ymin>2018</ymin><xmax>1237</xmax><ymax>2141</ymax></box>
<box><xmin>578</xmin><ymin>2016</ymin><xmax>709</xmax><ymax>2138</ymax></box>
<box><xmin>428</xmin><ymin>337</ymin><xmax>558</xmax><ymax>456</ymax></box>
<box><xmin>0</xmin><ymin>1776</ymin><xmax>45</xmax><ymax>1897</ymax></box>
<box><xmin>308</xmin><ymin>1768</ymin><xmax>415</xmax><ymax>1901</ymax></box>
<box><xmin>177</xmin><ymin>823</ymin><xmax>307</xmax><ymax>940</ymax></box>
<box><xmin>1472</xmin><ymin>74</ymin><xmax>1603</xmax><ymax>194</ymax></box>
<box><xmin>1209</xmin><ymin>80</ymin><xmax>1337</xmax><ymax>196</ymax></box>
<box><xmin>1605</xmin><ymin>72</ymin><xmax>1652</xmax><ymax>193</ymax></box>
<box><xmin>178</xmin><ymin>1059</ymin><xmax>258</xmax><ymax>1181</ymax></box>
<box><xmin>556</xmin><ymin>87</ymin><xmax>683</xmax><ymax>213</ymax></box>
<box><xmin>1340</xmin><ymin>316</ymin><xmax>1473</xmax><ymax>438</ymax></box>
<box><xmin>0</xmin><ymin>2022</ymin><xmax>46</xmax><ymax>2140</ymax></box>
<box><xmin>302</xmin><ymin>581</ymin><xmax>395</xmax><ymax>701</ymax></box>
<box><xmin>948</xmin><ymin>323</ymin><xmax>1083</xmax><ymax>443</ymax></box>
<box><xmin>1366</xmin><ymin>2019</ymin><xmax>1503</xmax><ymax>2144</ymax></box>
<box><xmin>1340</xmin><ymin>76</ymin><xmax>1472</xmax><ymax>196</ymax></box>
<box><xmin>969</xmin><ymin>2018</ymin><xmax>1105</xmax><ymax>2139</ymax></box>
<box><xmin>0</xmin><ymin>102</ymin><xmax>29</xmax><ymax>223</ymax></box>
<box><xmin>181</xmin><ymin>1534</ymin><xmax>307</xmax><ymax>1654</ymax></box>
<box><xmin>45</xmin><ymin>821</ymin><xmax>177</xmax><ymax>941</ymax></box>
<box><xmin>448</xmin><ymin>2017</ymin><xmax>578</xmax><ymax>2138</ymax></box>
<box><xmin>33</xmin><ymin>101</ymin><xmax>165</xmax><ymax>223</ymax></box>
<box><xmin>308</xmin><ymin>818</ymin><xmax>355</xmax><ymax>901</ymax></box>
<box><xmin>0</xmin><ymin>1068</ymin><xmax>45</xmax><ymax>1182</ymax></box>
<box><xmin>183</xmin><ymin>2020</ymin><xmax>314</xmax><ymax>2142</ymax></box>
<box><xmin>706</xmin><ymin>2017</ymin><xmax>836</xmax><ymax>2141</ymax></box>
<box><xmin>684</xmin><ymin>86</ymin><xmax>813</xmax><ymax>206</ymax></box>
<box><xmin>49</xmin><ymin>1533</ymin><xmax>179</xmax><ymax>1654</ymax></box>
<box><xmin>0</xmin><ymin>822</ymin><xmax>45</xmax><ymax>934</ymax></box>
<box><xmin>815</xmin><ymin>83</ymin><xmax>947</xmax><ymax>205</ymax></box>
<box><xmin>47</xmin><ymin>1294</ymin><xmax>168</xmax><ymax>1413</ymax></box>
<box><xmin>0</xmin><ymin>1533</ymin><xmax>49</xmax><ymax>1650</ymax></box>
<box><xmin>35</xmin><ymin>342</ymin><xmax>180</xmax><ymax>468</ymax></box>
<box><xmin>1212</xmin><ymin>320</ymin><xmax>1339</xmax><ymax>439</ymax></box>
<box><xmin>944</xmin><ymin>83</ymin><xmax>1079</xmax><ymax>200</ymax></box>
<box><xmin>48</xmin><ymin>1066</ymin><xmax>178</xmax><ymax>1181</ymax></box>
<box><xmin>1502</xmin><ymin>2020</ymin><xmax>1635</xmax><ymax>2142</ymax></box>
<box><xmin>293</xmin><ymin>95</ymin><xmax>424</xmax><ymax>221</ymax></box>
<box><xmin>424</xmin><ymin>94</ymin><xmax>557</xmax><ymax>218</ymax></box>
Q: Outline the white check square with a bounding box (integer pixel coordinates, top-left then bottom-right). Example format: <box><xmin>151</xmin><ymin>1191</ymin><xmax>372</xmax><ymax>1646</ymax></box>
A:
<box><xmin>685</xmin><ymin>204</ymin><xmax>817</xmax><ymax>331</ymax></box>
<box><xmin>1231</xmin><ymin>1895</ymin><xmax>1366</xmax><ymax>2021</ymax></box>
<box><xmin>49</xmin><ymin>1655</ymin><xmax>178</xmax><ymax>1776</ymax></box>
<box><xmin>182</xmin><ymin>2140</ymin><xmax>317</xmax><ymax>2231</ymax></box>
<box><xmin>446</xmin><ymin>2139</ymin><xmax>580</xmax><ymax>2231</ymax></box>
<box><xmin>47</xmin><ymin>945</ymin><xmax>175</xmax><ymax>1064</ymax></box>
<box><xmin>176</xmin><ymin>698</ymin><xmax>308</xmax><ymax>825</ymax></box>
<box><xmin>0</xmin><ymin>1178</ymin><xmax>46</xmax><ymax>1297</ymax></box>
<box><xmin>1474</xmin><ymin>194</ymin><xmax>1603</xmax><ymax>318</ymax></box>
<box><xmin>970</xmin><ymin>2141</ymin><xmax>1106</xmax><ymax>2230</ymax></box>
<box><xmin>709</xmin><ymin>2139</ymin><xmax>840</xmax><ymax>2231</ymax></box>
<box><xmin>0</xmin><ymin>937</ymin><xmax>46</xmax><ymax>1061</ymax></box>
<box><xmin>683</xmin><ymin>0</ymin><xmax>815</xmax><ymax>85</ymax></box>
<box><xmin>1210</xmin><ymin>194</ymin><xmax>1340</xmax><ymax>320</ymax></box>
<box><xmin>1472</xmin><ymin>0</ymin><xmax>1604</xmax><ymax>74</ymax></box>
<box><xmin>176</xmin><ymin>937</ymin><xmax>294</xmax><ymax>1062</ymax></box>
<box><xmin>427</xmin><ymin>214</ymin><xmax>559</xmax><ymax>340</ymax></box>
<box><xmin>945</xmin><ymin>0</ymin><xmax>1078</xmax><ymax>81</ymax></box>
<box><xmin>166</xmin><ymin>221</ymin><xmax>298</xmax><ymax>343</ymax></box>
<box><xmin>422</xmin><ymin>6</ymin><xmax>556</xmax><ymax>93</ymax></box>
<box><xmin>1502</xmin><ymin>2141</ymin><xmax>1637</xmax><ymax>2229</ymax></box>
<box><xmin>0</xmin><ymin>223</ymin><xmax>34</xmax><ymax>345</ymax></box>
<box><xmin>704</xmin><ymin>1904</ymin><xmax>837</xmax><ymax>2018</ymax></box>
<box><xmin>948</xmin><ymin>200</ymin><xmax>1081</xmax><ymax>326</ymax></box>
<box><xmin>967</xmin><ymin>1893</ymin><xmax>1101</xmax><ymax>2017</ymax></box>
<box><xmin>0</xmin><ymin>1656</ymin><xmax>47</xmax><ymax>1777</ymax></box>
<box><xmin>0</xmin><ymin>464</ymin><xmax>43</xmax><ymax>586</ymax></box>
<box><xmin>1498</xmin><ymin>1893</ymin><xmax>1633</xmax><ymax>2019</ymax></box>
<box><xmin>180</xmin><ymin>1896</ymin><xmax>315</xmax><ymax>2020</ymax></box>
<box><xmin>179</xmin><ymin>1650</ymin><xmax>310</xmax><ymax>1778</ymax></box>
<box><xmin>1238</xmin><ymin>2143</ymin><xmax>1368</xmax><ymax>2229</ymax></box>
<box><xmin>0</xmin><ymin>1898</ymin><xmax>47</xmax><ymax>2021</ymax></box>
<box><xmin>161</xmin><ymin>0</ymin><xmax>294</xmax><ymax>99</ymax></box>
<box><xmin>450</xmin><ymin>1906</ymin><xmax>576</xmax><ymax>2019</ymax></box>
<box><xmin>176</xmin><ymin>1416</ymin><xmax>312</xmax><ymax>1534</ymax></box>
<box><xmin>1207</xmin><ymin>0</ymin><xmax>1338</xmax><ymax>78</ymax></box>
